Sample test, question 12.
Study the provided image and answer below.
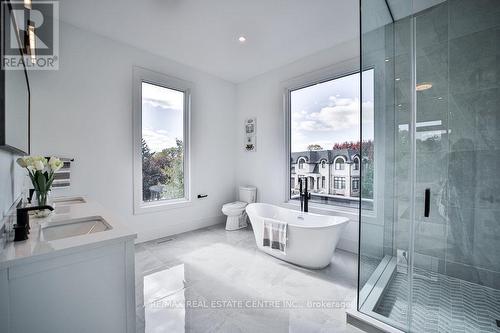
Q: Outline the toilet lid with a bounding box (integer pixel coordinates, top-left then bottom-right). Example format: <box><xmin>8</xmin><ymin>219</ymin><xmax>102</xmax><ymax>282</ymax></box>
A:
<box><xmin>223</xmin><ymin>201</ymin><xmax>247</xmax><ymax>210</ymax></box>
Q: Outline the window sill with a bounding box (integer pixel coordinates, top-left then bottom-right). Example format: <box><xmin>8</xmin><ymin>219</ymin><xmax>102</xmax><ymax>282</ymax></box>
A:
<box><xmin>134</xmin><ymin>198</ymin><xmax>192</xmax><ymax>215</ymax></box>
<box><xmin>283</xmin><ymin>200</ymin><xmax>376</xmax><ymax>220</ymax></box>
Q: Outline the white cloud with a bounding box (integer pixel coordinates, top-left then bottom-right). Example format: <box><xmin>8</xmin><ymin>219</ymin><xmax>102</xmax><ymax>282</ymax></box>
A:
<box><xmin>143</xmin><ymin>127</ymin><xmax>177</xmax><ymax>153</ymax></box>
<box><xmin>293</xmin><ymin>97</ymin><xmax>360</xmax><ymax>132</ymax></box>
<box><xmin>142</xmin><ymin>82</ymin><xmax>184</xmax><ymax>110</ymax></box>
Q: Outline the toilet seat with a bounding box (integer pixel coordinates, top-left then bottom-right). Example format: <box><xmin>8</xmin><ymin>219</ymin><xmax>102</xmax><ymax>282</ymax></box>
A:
<box><xmin>222</xmin><ymin>201</ymin><xmax>247</xmax><ymax>215</ymax></box>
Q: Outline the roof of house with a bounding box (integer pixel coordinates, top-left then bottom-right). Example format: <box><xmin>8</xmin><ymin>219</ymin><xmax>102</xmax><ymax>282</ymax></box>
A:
<box><xmin>290</xmin><ymin>149</ymin><xmax>359</xmax><ymax>164</ymax></box>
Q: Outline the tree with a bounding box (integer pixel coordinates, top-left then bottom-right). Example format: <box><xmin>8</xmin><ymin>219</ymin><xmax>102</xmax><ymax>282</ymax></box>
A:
<box><xmin>142</xmin><ymin>139</ymin><xmax>166</xmax><ymax>201</ymax></box>
<box><xmin>153</xmin><ymin>139</ymin><xmax>184</xmax><ymax>200</ymax></box>
<box><xmin>307</xmin><ymin>144</ymin><xmax>323</xmax><ymax>151</ymax></box>
<box><xmin>361</xmin><ymin>160</ymin><xmax>374</xmax><ymax>199</ymax></box>
<box><xmin>332</xmin><ymin>141</ymin><xmax>360</xmax><ymax>150</ymax></box>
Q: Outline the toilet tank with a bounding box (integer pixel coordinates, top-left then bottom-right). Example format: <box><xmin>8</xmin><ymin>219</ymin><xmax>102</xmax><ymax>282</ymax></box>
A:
<box><xmin>239</xmin><ymin>186</ymin><xmax>257</xmax><ymax>203</ymax></box>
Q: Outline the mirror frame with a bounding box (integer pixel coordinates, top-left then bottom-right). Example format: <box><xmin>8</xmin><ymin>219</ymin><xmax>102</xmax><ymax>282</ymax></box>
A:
<box><xmin>0</xmin><ymin>0</ymin><xmax>31</xmax><ymax>155</ymax></box>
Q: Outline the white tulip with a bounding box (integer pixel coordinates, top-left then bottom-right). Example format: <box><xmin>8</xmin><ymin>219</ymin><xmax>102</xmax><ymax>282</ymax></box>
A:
<box><xmin>33</xmin><ymin>156</ymin><xmax>47</xmax><ymax>165</ymax></box>
<box><xmin>34</xmin><ymin>160</ymin><xmax>45</xmax><ymax>171</ymax></box>
<box><xmin>16</xmin><ymin>157</ymin><xmax>28</xmax><ymax>168</ymax></box>
<box><xmin>24</xmin><ymin>156</ymin><xmax>34</xmax><ymax>168</ymax></box>
<box><xmin>49</xmin><ymin>157</ymin><xmax>63</xmax><ymax>172</ymax></box>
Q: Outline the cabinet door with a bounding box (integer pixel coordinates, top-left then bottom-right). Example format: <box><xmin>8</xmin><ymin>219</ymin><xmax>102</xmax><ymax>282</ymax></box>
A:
<box><xmin>0</xmin><ymin>269</ymin><xmax>9</xmax><ymax>332</ymax></box>
<box><xmin>8</xmin><ymin>244</ymin><xmax>127</xmax><ymax>333</ymax></box>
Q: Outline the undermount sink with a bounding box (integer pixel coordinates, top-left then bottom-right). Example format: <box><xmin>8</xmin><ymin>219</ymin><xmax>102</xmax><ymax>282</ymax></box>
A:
<box><xmin>52</xmin><ymin>197</ymin><xmax>86</xmax><ymax>206</ymax></box>
<box><xmin>40</xmin><ymin>216</ymin><xmax>112</xmax><ymax>241</ymax></box>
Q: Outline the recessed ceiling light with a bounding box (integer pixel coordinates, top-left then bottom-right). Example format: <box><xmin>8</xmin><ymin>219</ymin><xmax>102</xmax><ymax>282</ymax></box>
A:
<box><xmin>238</xmin><ymin>36</ymin><xmax>246</xmax><ymax>43</ymax></box>
<box><xmin>416</xmin><ymin>82</ymin><xmax>433</xmax><ymax>91</ymax></box>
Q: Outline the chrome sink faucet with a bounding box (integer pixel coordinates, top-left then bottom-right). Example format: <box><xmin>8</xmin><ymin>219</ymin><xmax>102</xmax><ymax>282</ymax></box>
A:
<box><xmin>299</xmin><ymin>177</ymin><xmax>311</xmax><ymax>213</ymax></box>
<box><xmin>14</xmin><ymin>202</ymin><xmax>54</xmax><ymax>242</ymax></box>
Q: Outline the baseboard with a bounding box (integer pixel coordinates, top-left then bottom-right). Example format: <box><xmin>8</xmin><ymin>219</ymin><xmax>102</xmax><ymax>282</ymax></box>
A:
<box><xmin>134</xmin><ymin>215</ymin><xmax>226</xmax><ymax>244</ymax></box>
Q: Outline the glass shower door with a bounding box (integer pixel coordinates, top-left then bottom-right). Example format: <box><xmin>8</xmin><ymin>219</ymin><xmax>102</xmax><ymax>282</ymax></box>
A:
<box><xmin>408</xmin><ymin>3</ymin><xmax>450</xmax><ymax>331</ymax></box>
<box><xmin>358</xmin><ymin>1</ymin><xmax>500</xmax><ymax>332</ymax></box>
<box><xmin>409</xmin><ymin>1</ymin><xmax>500</xmax><ymax>332</ymax></box>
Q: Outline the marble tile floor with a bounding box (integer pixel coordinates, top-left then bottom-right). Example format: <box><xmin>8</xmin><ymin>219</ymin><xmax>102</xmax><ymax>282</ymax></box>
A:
<box><xmin>135</xmin><ymin>223</ymin><xmax>364</xmax><ymax>333</ymax></box>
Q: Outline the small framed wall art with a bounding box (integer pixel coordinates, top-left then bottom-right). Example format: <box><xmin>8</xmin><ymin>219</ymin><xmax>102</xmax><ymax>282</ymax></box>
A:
<box><xmin>244</xmin><ymin>117</ymin><xmax>256</xmax><ymax>152</ymax></box>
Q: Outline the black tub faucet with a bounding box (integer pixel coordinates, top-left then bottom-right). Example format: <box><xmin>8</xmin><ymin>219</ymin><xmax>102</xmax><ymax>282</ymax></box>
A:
<box><xmin>299</xmin><ymin>177</ymin><xmax>311</xmax><ymax>213</ymax></box>
<box><xmin>14</xmin><ymin>203</ymin><xmax>54</xmax><ymax>242</ymax></box>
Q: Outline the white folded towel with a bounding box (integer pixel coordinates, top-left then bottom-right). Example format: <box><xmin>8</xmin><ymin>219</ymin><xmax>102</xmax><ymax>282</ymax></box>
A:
<box><xmin>262</xmin><ymin>218</ymin><xmax>287</xmax><ymax>254</ymax></box>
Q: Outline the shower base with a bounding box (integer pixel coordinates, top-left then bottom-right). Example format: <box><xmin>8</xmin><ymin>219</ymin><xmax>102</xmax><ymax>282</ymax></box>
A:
<box><xmin>375</xmin><ymin>267</ymin><xmax>500</xmax><ymax>333</ymax></box>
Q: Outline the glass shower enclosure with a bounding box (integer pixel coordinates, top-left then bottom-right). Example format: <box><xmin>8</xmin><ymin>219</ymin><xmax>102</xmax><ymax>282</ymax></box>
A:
<box><xmin>358</xmin><ymin>0</ymin><xmax>500</xmax><ymax>332</ymax></box>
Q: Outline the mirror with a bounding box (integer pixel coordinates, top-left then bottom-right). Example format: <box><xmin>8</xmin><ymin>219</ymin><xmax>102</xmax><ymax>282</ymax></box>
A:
<box><xmin>0</xmin><ymin>0</ymin><xmax>30</xmax><ymax>154</ymax></box>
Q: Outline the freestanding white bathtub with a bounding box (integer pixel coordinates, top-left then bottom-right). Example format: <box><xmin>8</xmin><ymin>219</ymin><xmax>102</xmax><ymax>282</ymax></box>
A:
<box><xmin>246</xmin><ymin>203</ymin><xmax>349</xmax><ymax>269</ymax></box>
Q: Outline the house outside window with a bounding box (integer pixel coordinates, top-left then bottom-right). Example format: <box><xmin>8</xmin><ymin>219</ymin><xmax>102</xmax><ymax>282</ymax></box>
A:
<box><xmin>334</xmin><ymin>157</ymin><xmax>345</xmax><ymax>170</ymax></box>
<box><xmin>298</xmin><ymin>158</ymin><xmax>304</xmax><ymax>169</ymax></box>
<box><xmin>334</xmin><ymin>177</ymin><xmax>346</xmax><ymax>189</ymax></box>
<box><xmin>352</xmin><ymin>178</ymin><xmax>360</xmax><ymax>190</ymax></box>
<box><xmin>353</xmin><ymin>157</ymin><xmax>360</xmax><ymax>170</ymax></box>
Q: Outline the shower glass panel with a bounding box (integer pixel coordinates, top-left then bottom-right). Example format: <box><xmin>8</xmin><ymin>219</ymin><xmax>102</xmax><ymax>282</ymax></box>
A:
<box><xmin>358</xmin><ymin>0</ymin><xmax>500</xmax><ymax>332</ymax></box>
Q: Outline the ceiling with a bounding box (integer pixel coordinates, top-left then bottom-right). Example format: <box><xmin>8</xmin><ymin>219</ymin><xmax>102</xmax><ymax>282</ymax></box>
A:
<box><xmin>56</xmin><ymin>0</ymin><xmax>359</xmax><ymax>83</ymax></box>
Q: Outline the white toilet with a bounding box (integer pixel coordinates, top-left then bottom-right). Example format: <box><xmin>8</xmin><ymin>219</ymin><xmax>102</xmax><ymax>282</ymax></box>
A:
<box><xmin>222</xmin><ymin>185</ymin><xmax>257</xmax><ymax>231</ymax></box>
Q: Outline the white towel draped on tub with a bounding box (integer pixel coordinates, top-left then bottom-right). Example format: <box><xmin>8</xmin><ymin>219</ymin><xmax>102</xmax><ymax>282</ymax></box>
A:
<box><xmin>262</xmin><ymin>218</ymin><xmax>288</xmax><ymax>254</ymax></box>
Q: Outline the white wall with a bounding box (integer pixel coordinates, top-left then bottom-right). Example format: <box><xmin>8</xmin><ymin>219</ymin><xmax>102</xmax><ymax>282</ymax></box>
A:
<box><xmin>29</xmin><ymin>22</ymin><xmax>237</xmax><ymax>242</ymax></box>
<box><xmin>0</xmin><ymin>150</ymin><xmax>23</xmax><ymax>222</ymax></box>
<box><xmin>235</xmin><ymin>39</ymin><xmax>361</xmax><ymax>253</ymax></box>
<box><xmin>28</xmin><ymin>21</ymin><xmax>365</xmax><ymax>252</ymax></box>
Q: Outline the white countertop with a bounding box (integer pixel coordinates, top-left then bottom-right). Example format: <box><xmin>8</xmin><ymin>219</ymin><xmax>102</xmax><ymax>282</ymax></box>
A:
<box><xmin>0</xmin><ymin>197</ymin><xmax>137</xmax><ymax>269</ymax></box>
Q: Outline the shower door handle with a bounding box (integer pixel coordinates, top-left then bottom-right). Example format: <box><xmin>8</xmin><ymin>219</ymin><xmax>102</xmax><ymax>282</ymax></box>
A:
<box><xmin>424</xmin><ymin>188</ymin><xmax>431</xmax><ymax>217</ymax></box>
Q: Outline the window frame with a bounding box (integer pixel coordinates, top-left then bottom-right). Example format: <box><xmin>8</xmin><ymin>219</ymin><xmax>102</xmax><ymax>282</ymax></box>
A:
<box><xmin>353</xmin><ymin>156</ymin><xmax>360</xmax><ymax>170</ymax></box>
<box><xmin>334</xmin><ymin>176</ymin><xmax>346</xmax><ymax>190</ymax></box>
<box><xmin>283</xmin><ymin>58</ymin><xmax>367</xmax><ymax>213</ymax></box>
<box><xmin>298</xmin><ymin>157</ymin><xmax>307</xmax><ymax>169</ymax></box>
<box><xmin>334</xmin><ymin>156</ymin><xmax>346</xmax><ymax>170</ymax></box>
<box><xmin>133</xmin><ymin>67</ymin><xmax>192</xmax><ymax>214</ymax></box>
<box><xmin>352</xmin><ymin>177</ymin><xmax>360</xmax><ymax>190</ymax></box>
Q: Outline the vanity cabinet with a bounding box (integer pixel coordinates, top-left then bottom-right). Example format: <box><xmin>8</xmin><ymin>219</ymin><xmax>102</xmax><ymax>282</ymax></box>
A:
<box><xmin>0</xmin><ymin>239</ymin><xmax>136</xmax><ymax>333</ymax></box>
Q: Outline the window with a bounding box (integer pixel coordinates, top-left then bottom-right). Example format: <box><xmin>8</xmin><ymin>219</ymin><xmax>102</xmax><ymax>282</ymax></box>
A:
<box><xmin>334</xmin><ymin>177</ymin><xmax>346</xmax><ymax>190</ymax></box>
<box><xmin>286</xmin><ymin>68</ymin><xmax>374</xmax><ymax>210</ymax></box>
<box><xmin>133</xmin><ymin>67</ymin><xmax>191</xmax><ymax>213</ymax></box>
<box><xmin>353</xmin><ymin>156</ymin><xmax>360</xmax><ymax>170</ymax></box>
<box><xmin>352</xmin><ymin>177</ymin><xmax>360</xmax><ymax>190</ymax></box>
<box><xmin>298</xmin><ymin>158</ymin><xmax>305</xmax><ymax>169</ymax></box>
<box><xmin>334</xmin><ymin>157</ymin><xmax>345</xmax><ymax>170</ymax></box>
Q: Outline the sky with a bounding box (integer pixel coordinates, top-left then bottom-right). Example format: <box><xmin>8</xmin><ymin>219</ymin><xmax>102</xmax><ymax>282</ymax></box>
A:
<box><xmin>142</xmin><ymin>82</ymin><xmax>184</xmax><ymax>153</ymax></box>
<box><xmin>141</xmin><ymin>71</ymin><xmax>374</xmax><ymax>154</ymax></box>
<box><xmin>291</xmin><ymin>69</ymin><xmax>374</xmax><ymax>152</ymax></box>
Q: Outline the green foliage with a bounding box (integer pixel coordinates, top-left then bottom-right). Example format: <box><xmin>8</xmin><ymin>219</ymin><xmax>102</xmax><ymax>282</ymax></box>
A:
<box><xmin>142</xmin><ymin>139</ymin><xmax>184</xmax><ymax>201</ymax></box>
<box><xmin>361</xmin><ymin>160</ymin><xmax>374</xmax><ymax>199</ymax></box>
